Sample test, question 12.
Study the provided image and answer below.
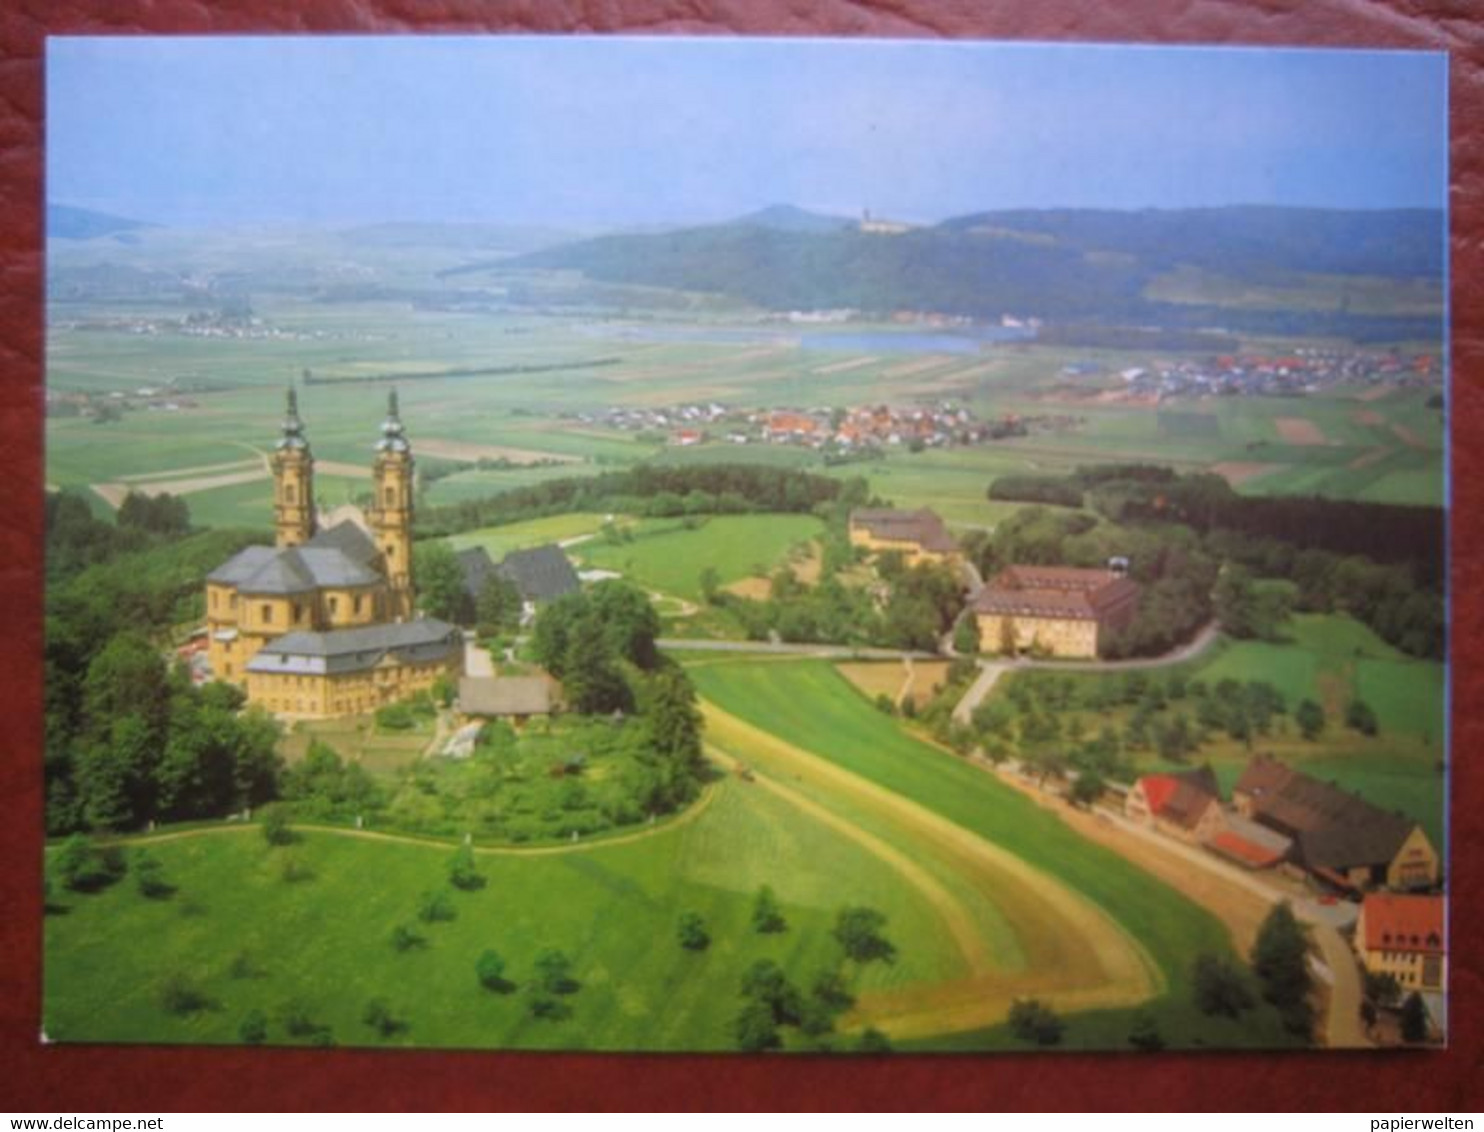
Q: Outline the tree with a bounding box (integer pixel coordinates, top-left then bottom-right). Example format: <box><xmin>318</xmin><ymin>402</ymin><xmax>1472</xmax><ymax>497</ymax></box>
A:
<box><xmin>1251</xmin><ymin>902</ymin><xmax>1314</xmax><ymax>1039</ymax></box>
<box><xmin>133</xmin><ymin>849</ymin><xmax>172</xmax><ymax>899</ymax></box>
<box><xmin>533</xmin><ymin>948</ymin><xmax>577</xmax><ymax>995</ymax></box>
<box><xmin>413</xmin><ymin>541</ymin><xmax>473</xmax><ymax>624</ymax></box>
<box><xmin>261</xmin><ymin>805</ymin><xmax>294</xmax><ymax>846</ymax></box>
<box><xmin>1345</xmin><ymin>698</ymin><xmax>1379</xmax><ymax>736</ymax></box>
<box><xmin>1127</xmin><ymin>1011</ymin><xmax>1166</xmax><ymax>1052</ymax></box>
<box><xmin>832</xmin><ymin>906</ymin><xmax>896</xmax><ymax>965</ymax></box>
<box><xmin>1400</xmin><ymin>991</ymin><xmax>1429</xmax><ymax>1043</ymax></box>
<box><xmin>856</xmin><ymin>1027</ymin><xmax>892</xmax><ymax>1053</ymax></box>
<box><xmin>448</xmin><ymin>843</ymin><xmax>486</xmax><ymax>891</ymax></box>
<box><xmin>740</xmin><ymin>960</ymin><xmax>803</xmax><ymax>1026</ymax></box>
<box><xmin>752</xmin><ymin>885</ymin><xmax>786</xmax><ymax>934</ymax></box>
<box><xmin>1192</xmin><ymin>954</ymin><xmax>1256</xmax><ymax>1017</ymax></box>
<box><xmin>810</xmin><ymin>968</ymin><xmax>856</xmax><ymax>1016</ymax></box>
<box><xmin>1363</xmin><ymin>970</ymin><xmax>1402</xmax><ymax>1009</ymax></box>
<box><xmin>238</xmin><ymin>1010</ymin><xmax>268</xmax><ymax>1045</ymax></box>
<box><xmin>475</xmin><ymin>949</ymin><xmax>511</xmax><ymax>992</ymax></box>
<box><xmin>1213</xmin><ymin>567</ymin><xmax>1290</xmax><ymax>641</ymax></box>
<box><xmin>1068</xmin><ymin>770</ymin><xmax>1105</xmax><ymax>809</ymax></box>
<box><xmin>361</xmin><ymin>998</ymin><xmax>404</xmax><ymax>1039</ymax></box>
<box><xmin>476</xmin><ymin>574</ymin><xmax>523</xmax><ymax>636</ymax></box>
<box><xmin>417</xmin><ymin>889</ymin><xmax>456</xmax><ymax>924</ymax></box>
<box><xmin>677</xmin><ymin>912</ymin><xmax>710</xmax><ymax>951</ymax></box>
<box><xmin>589</xmin><ymin>580</ymin><xmax>662</xmax><ymax>669</ymax></box>
<box><xmin>1008</xmin><ymin>999</ymin><xmax>1064</xmax><ymax>1046</ymax></box>
<box><xmin>390</xmin><ymin>923</ymin><xmax>425</xmax><ymax>952</ymax></box>
<box><xmin>734</xmin><ymin>998</ymin><xmax>782</xmax><ymax>1052</ymax></box>
<box><xmin>1295</xmin><ymin>699</ymin><xmax>1326</xmax><ymax>741</ymax></box>
<box><xmin>54</xmin><ymin>833</ymin><xmax>105</xmax><ymax>892</ymax></box>
<box><xmin>952</xmin><ymin>614</ymin><xmax>981</xmax><ymax>657</ymax></box>
<box><xmin>561</xmin><ymin>610</ymin><xmax>633</xmax><ymax>716</ymax></box>
<box><xmin>699</xmin><ymin>566</ymin><xmax>722</xmax><ymax>605</ymax></box>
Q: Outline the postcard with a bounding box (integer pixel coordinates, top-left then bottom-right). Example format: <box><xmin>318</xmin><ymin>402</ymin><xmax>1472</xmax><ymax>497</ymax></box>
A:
<box><xmin>42</xmin><ymin>35</ymin><xmax>1447</xmax><ymax>1053</ymax></box>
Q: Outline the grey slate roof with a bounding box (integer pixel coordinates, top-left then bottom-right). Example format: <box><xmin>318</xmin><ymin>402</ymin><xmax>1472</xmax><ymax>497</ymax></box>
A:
<box><xmin>246</xmin><ymin>618</ymin><xmax>461</xmax><ymax>676</ymax></box>
<box><xmin>305</xmin><ymin>519</ymin><xmax>379</xmax><ymax>566</ymax></box>
<box><xmin>457</xmin><ymin>546</ymin><xmax>497</xmax><ymax>598</ymax></box>
<box><xmin>206</xmin><ymin>540</ymin><xmax>382</xmax><ymax>596</ymax></box>
<box><xmin>496</xmin><ymin>544</ymin><xmax>580</xmax><ymax>603</ymax></box>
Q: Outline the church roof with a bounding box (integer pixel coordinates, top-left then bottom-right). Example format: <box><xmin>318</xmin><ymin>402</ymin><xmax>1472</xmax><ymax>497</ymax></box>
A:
<box><xmin>496</xmin><ymin>544</ymin><xmax>581</xmax><ymax>602</ymax></box>
<box><xmin>208</xmin><ymin>541</ymin><xmax>382</xmax><ymax>595</ymax></box>
<box><xmin>246</xmin><ymin>618</ymin><xmax>461</xmax><ymax>676</ymax></box>
<box><xmin>305</xmin><ymin>519</ymin><xmax>379</xmax><ymax>566</ymax></box>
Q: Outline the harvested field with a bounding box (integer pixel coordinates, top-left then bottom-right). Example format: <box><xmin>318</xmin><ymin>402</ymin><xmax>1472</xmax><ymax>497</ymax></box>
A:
<box><xmin>313</xmin><ymin>460</ymin><xmax>374</xmax><ymax>479</ymax></box>
<box><xmin>118</xmin><ymin>458</ymin><xmax>259</xmax><ymax>483</ymax></box>
<box><xmin>883</xmin><ymin>355</ymin><xmax>956</xmax><ymax>379</ymax></box>
<box><xmin>414</xmin><ymin>437</ymin><xmax>583</xmax><ymax>464</ymax></box>
<box><xmin>1209</xmin><ymin>461</ymin><xmax>1281</xmax><ymax>487</ymax></box>
<box><xmin>93</xmin><ymin>466</ymin><xmax>269</xmax><ymax>504</ymax></box>
<box><xmin>724</xmin><ymin>576</ymin><xmax>772</xmax><ymax>600</ymax></box>
<box><xmin>1392</xmin><ymin>423</ymin><xmax>1430</xmax><ymax>451</ymax></box>
<box><xmin>903</xmin><ymin>660</ymin><xmax>953</xmax><ymax>708</ymax></box>
<box><xmin>1356</xmin><ymin>386</ymin><xmax>1395</xmax><ymax>402</ymax></box>
<box><xmin>812</xmin><ymin>356</ymin><xmax>880</xmax><ymax>376</ymax></box>
<box><xmin>837</xmin><ymin>661</ymin><xmax>911</xmax><ymax>704</ymax></box>
<box><xmin>1346</xmin><ymin>448</ymin><xmax>1392</xmax><ymax>471</ymax></box>
<box><xmin>1275</xmin><ymin>417</ymin><xmax>1327</xmax><ymax>446</ymax></box>
<box><xmin>1352</xmin><ymin>409</ymin><xmax>1386</xmax><ymax>427</ymax></box>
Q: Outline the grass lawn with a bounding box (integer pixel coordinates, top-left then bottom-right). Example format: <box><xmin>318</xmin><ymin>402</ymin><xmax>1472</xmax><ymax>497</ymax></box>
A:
<box><xmin>44</xmin><ymin>776</ymin><xmax>962</xmax><ymax>1052</ymax></box>
<box><xmin>444</xmin><ymin>512</ymin><xmax>619</xmax><ymax>559</ymax></box>
<box><xmin>573</xmin><ymin>514</ymin><xmax>822</xmax><ymax>603</ymax></box>
<box><xmin>688</xmin><ymin>658</ymin><xmax>1297</xmax><ymax>1050</ymax></box>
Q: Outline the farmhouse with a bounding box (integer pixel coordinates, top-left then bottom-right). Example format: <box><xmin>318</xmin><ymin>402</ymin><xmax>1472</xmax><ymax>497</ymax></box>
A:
<box><xmin>971</xmin><ymin>564</ymin><xmax>1139</xmax><ymax>660</ymax></box>
<box><xmin>1355</xmin><ymin>892</ymin><xmax>1446</xmax><ymax>995</ymax></box>
<box><xmin>1233</xmin><ymin>756</ymin><xmax>1439</xmax><ymax>891</ymax></box>
<box><xmin>206</xmin><ymin>390</ymin><xmax>462</xmax><ymax>717</ymax></box>
<box><xmin>1125</xmin><ymin>766</ymin><xmax>1225</xmax><ymax>843</ymax></box>
<box><xmin>848</xmin><ymin>507</ymin><xmax>959</xmax><ymax>566</ymax></box>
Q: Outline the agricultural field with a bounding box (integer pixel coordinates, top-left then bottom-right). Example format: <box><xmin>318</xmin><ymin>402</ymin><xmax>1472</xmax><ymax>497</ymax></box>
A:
<box><xmin>445</xmin><ymin>512</ymin><xmax>618</xmax><ymax>560</ymax></box>
<box><xmin>687</xmin><ymin>657</ymin><xmax>1297</xmax><ymax>1049</ymax></box>
<box><xmin>571</xmin><ymin>514</ymin><xmax>822</xmax><ymax>604</ymax></box>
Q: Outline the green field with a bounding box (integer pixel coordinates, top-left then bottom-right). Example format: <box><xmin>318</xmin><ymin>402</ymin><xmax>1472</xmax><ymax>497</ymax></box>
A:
<box><xmin>445</xmin><ymin>512</ymin><xmax>617</xmax><ymax>559</ymax></box>
<box><xmin>44</xmin><ymin>778</ymin><xmax>963</xmax><ymax>1051</ymax></box>
<box><xmin>572</xmin><ymin>514</ymin><xmax>822</xmax><ymax>602</ymax></box>
<box><xmin>688</xmin><ymin>658</ymin><xmax>1297</xmax><ymax>1049</ymax></box>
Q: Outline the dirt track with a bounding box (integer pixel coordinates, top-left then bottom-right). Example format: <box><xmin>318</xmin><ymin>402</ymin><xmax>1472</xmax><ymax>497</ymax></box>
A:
<box><xmin>1276</xmin><ymin>417</ymin><xmax>1328</xmax><ymax>446</ymax></box>
<box><xmin>701</xmin><ymin>700</ymin><xmax>1161</xmax><ymax>1039</ymax></box>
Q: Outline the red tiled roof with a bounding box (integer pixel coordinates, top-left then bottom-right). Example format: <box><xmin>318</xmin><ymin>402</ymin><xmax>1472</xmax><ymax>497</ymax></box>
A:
<box><xmin>1140</xmin><ymin>775</ymin><xmax>1179</xmax><ymax>815</ymax></box>
<box><xmin>1207</xmin><ymin>830</ymin><xmax>1286</xmax><ymax>869</ymax></box>
<box><xmin>1363</xmin><ymin>893</ymin><xmax>1445</xmax><ymax>955</ymax></box>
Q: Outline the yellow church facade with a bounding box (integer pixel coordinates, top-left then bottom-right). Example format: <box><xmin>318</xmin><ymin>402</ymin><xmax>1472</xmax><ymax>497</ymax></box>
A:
<box><xmin>205</xmin><ymin>390</ymin><xmax>462</xmax><ymax>718</ymax></box>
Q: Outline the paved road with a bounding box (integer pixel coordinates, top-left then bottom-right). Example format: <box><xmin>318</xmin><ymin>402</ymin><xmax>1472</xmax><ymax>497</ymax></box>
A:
<box><xmin>952</xmin><ymin>662</ymin><xmax>1009</xmax><ymax>724</ymax></box>
<box><xmin>658</xmin><ymin>638</ymin><xmax>938</xmax><ymax>660</ymax></box>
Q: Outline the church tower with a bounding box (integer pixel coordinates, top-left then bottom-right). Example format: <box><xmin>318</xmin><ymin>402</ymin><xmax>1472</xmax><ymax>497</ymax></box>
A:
<box><xmin>272</xmin><ymin>387</ymin><xmax>315</xmax><ymax>548</ymax></box>
<box><xmin>371</xmin><ymin>390</ymin><xmax>415</xmax><ymax>620</ymax></box>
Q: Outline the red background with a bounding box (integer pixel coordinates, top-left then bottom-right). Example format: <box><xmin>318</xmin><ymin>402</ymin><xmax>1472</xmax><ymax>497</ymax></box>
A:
<box><xmin>2</xmin><ymin>0</ymin><xmax>1480</xmax><ymax>1112</ymax></box>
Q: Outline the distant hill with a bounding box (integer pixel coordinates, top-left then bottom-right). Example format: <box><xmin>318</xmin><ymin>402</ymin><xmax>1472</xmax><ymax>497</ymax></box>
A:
<box><xmin>731</xmin><ymin>204</ymin><xmax>856</xmax><ymax>233</ymax></box>
<box><xmin>336</xmin><ymin>221</ymin><xmax>581</xmax><ymax>255</ymax></box>
<box><xmin>505</xmin><ymin>205</ymin><xmax>1443</xmax><ymax>341</ymax></box>
<box><xmin>47</xmin><ymin>204</ymin><xmax>154</xmax><ymax>240</ymax></box>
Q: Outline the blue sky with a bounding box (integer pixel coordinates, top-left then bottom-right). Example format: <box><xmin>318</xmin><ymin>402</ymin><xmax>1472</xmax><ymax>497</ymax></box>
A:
<box><xmin>46</xmin><ymin>37</ymin><xmax>1447</xmax><ymax>228</ymax></box>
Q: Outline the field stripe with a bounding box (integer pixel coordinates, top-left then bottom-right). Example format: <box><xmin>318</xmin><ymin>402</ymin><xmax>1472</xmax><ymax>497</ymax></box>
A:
<box><xmin>700</xmin><ymin>698</ymin><xmax>1162</xmax><ymax>1038</ymax></box>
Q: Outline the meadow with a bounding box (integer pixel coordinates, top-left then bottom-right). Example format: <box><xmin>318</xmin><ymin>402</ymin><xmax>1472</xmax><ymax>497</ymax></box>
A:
<box><xmin>571</xmin><ymin>514</ymin><xmax>823</xmax><ymax>603</ymax></box>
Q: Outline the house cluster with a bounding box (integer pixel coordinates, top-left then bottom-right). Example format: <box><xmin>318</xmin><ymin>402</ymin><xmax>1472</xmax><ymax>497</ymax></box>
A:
<box><xmin>847</xmin><ymin>507</ymin><xmax>1140</xmax><ymax>660</ymax></box>
<box><xmin>1127</xmin><ymin>756</ymin><xmax>1440</xmax><ymax>894</ymax></box>
<box><xmin>1092</xmin><ymin>348</ymin><xmax>1441</xmax><ymax>403</ymax></box>
<box><xmin>454</xmin><ymin>542</ymin><xmax>581</xmax><ymax>627</ymax></box>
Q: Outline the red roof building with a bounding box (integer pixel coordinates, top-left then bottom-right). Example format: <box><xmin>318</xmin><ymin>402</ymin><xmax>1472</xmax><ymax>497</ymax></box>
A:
<box><xmin>1356</xmin><ymin>892</ymin><xmax>1446</xmax><ymax>994</ymax></box>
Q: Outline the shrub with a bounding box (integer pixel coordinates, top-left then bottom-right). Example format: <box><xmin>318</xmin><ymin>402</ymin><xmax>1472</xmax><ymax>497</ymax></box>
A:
<box><xmin>1008</xmin><ymin>998</ymin><xmax>1064</xmax><ymax>1046</ymax></box>
<box><xmin>476</xmin><ymin>949</ymin><xmax>512</xmax><ymax>992</ymax></box>
<box><xmin>134</xmin><ymin>850</ymin><xmax>173</xmax><ymax>899</ymax></box>
<box><xmin>159</xmin><ymin>974</ymin><xmax>210</xmax><ymax>1016</ymax></box>
<box><xmin>390</xmin><ymin>923</ymin><xmax>426</xmax><ymax>952</ymax></box>
<box><xmin>1192</xmin><ymin>954</ymin><xmax>1256</xmax><ymax>1017</ymax></box>
<box><xmin>677</xmin><ymin>912</ymin><xmax>710</xmax><ymax>951</ymax></box>
<box><xmin>448</xmin><ymin>844</ymin><xmax>486</xmax><ymax>891</ymax></box>
<box><xmin>362</xmin><ymin>998</ymin><xmax>405</xmax><ymax>1039</ymax></box>
<box><xmin>417</xmin><ymin>889</ymin><xmax>457</xmax><ymax>924</ymax></box>
<box><xmin>238</xmin><ymin>1010</ymin><xmax>268</xmax><ymax>1045</ymax></box>
<box><xmin>752</xmin><ymin>885</ymin><xmax>786</xmax><ymax>934</ymax></box>
<box><xmin>376</xmin><ymin>702</ymin><xmax>416</xmax><ymax>732</ymax></box>
<box><xmin>260</xmin><ymin>805</ymin><xmax>294</xmax><ymax>846</ymax></box>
